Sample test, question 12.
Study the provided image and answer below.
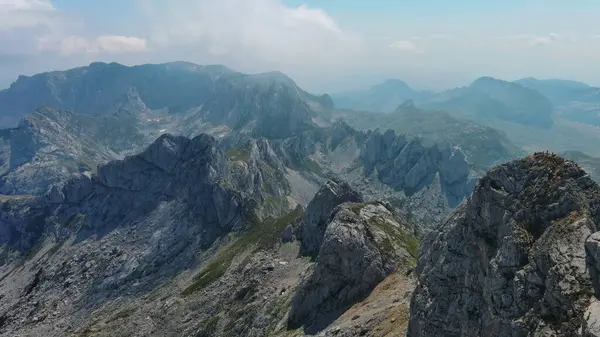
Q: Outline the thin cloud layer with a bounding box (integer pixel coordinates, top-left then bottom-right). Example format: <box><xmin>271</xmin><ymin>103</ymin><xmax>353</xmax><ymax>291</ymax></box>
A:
<box><xmin>389</xmin><ymin>40</ymin><xmax>418</xmax><ymax>51</ymax></box>
<box><xmin>0</xmin><ymin>0</ymin><xmax>55</xmax><ymax>31</ymax></box>
<box><xmin>141</xmin><ymin>0</ymin><xmax>361</xmax><ymax>67</ymax></box>
<box><xmin>0</xmin><ymin>0</ymin><xmax>600</xmax><ymax>92</ymax></box>
<box><xmin>38</xmin><ymin>35</ymin><xmax>148</xmax><ymax>55</ymax></box>
<box><xmin>0</xmin><ymin>0</ymin><xmax>146</xmax><ymax>56</ymax></box>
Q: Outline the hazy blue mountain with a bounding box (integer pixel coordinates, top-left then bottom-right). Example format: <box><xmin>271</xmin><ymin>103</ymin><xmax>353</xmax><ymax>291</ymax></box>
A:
<box><xmin>514</xmin><ymin>77</ymin><xmax>591</xmax><ymax>105</ymax></box>
<box><xmin>0</xmin><ymin>62</ymin><xmax>332</xmax><ymax>139</ymax></box>
<box><xmin>332</xmin><ymin>100</ymin><xmax>524</xmax><ymax>170</ymax></box>
<box><xmin>468</xmin><ymin>77</ymin><xmax>554</xmax><ymax>127</ymax></box>
<box><xmin>420</xmin><ymin>77</ymin><xmax>554</xmax><ymax>128</ymax></box>
<box><xmin>549</xmin><ymin>86</ymin><xmax>600</xmax><ymax>127</ymax></box>
<box><xmin>514</xmin><ymin>77</ymin><xmax>600</xmax><ymax>128</ymax></box>
<box><xmin>331</xmin><ymin>79</ymin><xmax>434</xmax><ymax>113</ymax></box>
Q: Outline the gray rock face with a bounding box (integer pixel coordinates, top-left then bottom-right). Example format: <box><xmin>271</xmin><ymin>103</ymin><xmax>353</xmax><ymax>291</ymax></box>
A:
<box><xmin>224</xmin><ymin>137</ymin><xmax>293</xmax><ymax>218</ymax></box>
<box><xmin>0</xmin><ymin>133</ymin><xmax>253</xmax><ymax>270</ymax></box>
<box><xmin>0</xmin><ymin>107</ymin><xmax>146</xmax><ymax>195</ymax></box>
<box><xmin>409</xmin><ymin>153</ymin><xmax>600</xmax><ymax>337</ymax></box>
<box><xmin>0</xmin><ymin>62</ymin><xmax>325</xmax><ymax>139</ymax></box>
<box><xmin>0</xmin><ymin>195</ymin><xmax>45</xmax><ymax>262</ymax></box>
<box><xmin>0</xmin><ymin>138</ymin><xmax>419</xmax><ymax>337</ymax></box>
<box><xmin>360</xmin><ymin>129</ymin><xmax>475</xmax><ymax>207</ymax></box>
<box><xmin>299</xmin><ymin>179</ymin><xmax>363</xmax><ymax>256</ymax></box>
<box><xmin>290</xmin><ymin>202</ymin><xmax>417</xmax><ymax>332</ymax></box>
<box><xmin>0</xmin><ymin>133</ymin><xmax>273</xmax><ymax>336</ymax></box>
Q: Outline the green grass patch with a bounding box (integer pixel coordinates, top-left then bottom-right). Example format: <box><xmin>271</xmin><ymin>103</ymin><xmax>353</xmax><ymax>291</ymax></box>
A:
<box><xmin>14</xmin><ymin>239</ymin><xmax>45</xmax><ymax>270</ymax></box>
<box><xmin>366</xmin><ymin>214</ymin><xmax>420</xmax><ymax>261</ymax></box>
<box><xmin>302</xmin><ymin>158</ymin><xmax>324</xmax><ymax>176</ymax></box>
<box><xmin>65</xmin><ymin>213</ymin><xmax>86</xmax><ymax>229</ymax></box>
<box><xmin>225</xmin><ymin>146</ymin><xmax>251</xmax><ymax>162</ymax></box>
<box><xmin>195</xmin><ymin>316</ymin><xmax>220</xmax><ymax>337</ymax></box>
<box><xmin>181</xmin><ymin>206</ymin><xmax>304</xmax><ymax>297</ymax></box>
<box><xmin>348</xmin><ymin>202</ymin><xmax>368</xmax><ymax>215</ymax></box>
<box><xmin>105</xmin><ymin>308</ymin><xmax>136</xmax><ymax>324</ymax></box>
<box><xmin>43</xmin><ymin>239</ymin><xmax>67</xmax><ymax>259</ymax></box>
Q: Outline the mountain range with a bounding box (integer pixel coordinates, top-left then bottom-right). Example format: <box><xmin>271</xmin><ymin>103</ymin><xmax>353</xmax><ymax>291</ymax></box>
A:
<box><xmin>331</xmin><ymin>79</ymin><xmax>433</xmax><ymax>113</ymax></box>
<box><xmin>1</xmin><ymin>62</ymin><xmax>600</xmax><ymax>336</ymax></box>
<box><xmin>333</xmin><ymin>76</ymin><xmax>600</xmax><ymax>159</ymax></box>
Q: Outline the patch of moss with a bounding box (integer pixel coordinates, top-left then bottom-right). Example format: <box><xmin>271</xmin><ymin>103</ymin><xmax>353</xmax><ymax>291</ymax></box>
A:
<box><xmin>181</xmin><ymin>251</ymin><xmax>231</xmax><ymax>296</ymax></box>
<box><xmin>367</xmin><ymin>215</ymin><xmax>420</xmax><ymax>260</ymax></box>
<box><xmin>263</xmin><ymin>195</ymin><xmax>286</xmax><ymax>216</ymax></box>
<box><xmin>181</xmin><ymin>206</ymin><xmax>304</xmax><ymax>296</ymax></box>
<box><xmin>348</xmin><ymin>202</ymin><xmax>368</xmax><ymax>215</ymax></box>
<box><xmin>195</xmin><ymin>316</ymin><xmax>220</xmax><ymax>337</ymax></box>
<box><xmin>302</xmin><ymin>158</ymin><xmax>324</xmax><ymax>176</ymax></box>
<box><xmin>66</xmin><ymin>213</ymin><xmax>86</xmax><ymax>229</ymax></box>
<box><xmin>105</xmin><ymin>308</ymin><xmax>136</xmax><ymax>324</ymax></box>
<box><xmin>43</xmin><ymin>239</ymin><xmax>67</xmax><ymax>259</ymax></box>
<box><xmin>225</xmin><ymin>146</ymin><xmax>251</xmax><ymax>162</ymax></box>
<box><xmin>14</xmin><ymin>239</ymin><xmax>45</xmax><ymax>270</ymax></box>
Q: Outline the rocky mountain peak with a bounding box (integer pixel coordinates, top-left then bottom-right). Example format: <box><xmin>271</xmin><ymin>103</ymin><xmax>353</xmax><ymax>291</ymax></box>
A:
<box><xmin>360</xmin><ymin>130</ymin><xmax>475</xmax><ymax>207</ymax></box>
<box><xmin>290</xmin><ymin>201</ymin><xmax>418</xmax><ymax>333</ymax></box>
<box><xmin>137</xmin><ymin>133</ymin><xmax>223</xmax><ymax>176</ymax></box>
<box><xmin>409</xmin><ymin>153</ymin><xmax>600</xmax><ymax>336</ymax></box>
<box><xmin>299</xmin><ymin>179</ymin><xmax>364</xmax><ymax>256</ymax></box>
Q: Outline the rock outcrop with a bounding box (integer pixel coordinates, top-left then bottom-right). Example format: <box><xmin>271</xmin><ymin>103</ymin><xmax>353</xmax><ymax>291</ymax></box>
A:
<box><xmin>0</xmin><ymin>107</ymin><xmax>146</xmax><ymax>195</ymax></box>
<box><xmin>409</xmin><ymin>153</ymin><xmax>600</xmax><ymax>337</ymax></box>
<box><xmin>290</xmin><ymin>201</ymin><xmax>418</xmax><ymax>333</ymax></box>
<box><xmin>360</xmin><ymin>129</ymin><xmax>475</xmax><ymax>208</ymax></box>
<box><xmin>299</xmin><ymin>179</ymin><xmax>363</xmax><ymax>256</ymax></box>
<box><xmin>224</xmin><ymin>137</ymin><xmax>293</xmax><ymax>218</ymax></box>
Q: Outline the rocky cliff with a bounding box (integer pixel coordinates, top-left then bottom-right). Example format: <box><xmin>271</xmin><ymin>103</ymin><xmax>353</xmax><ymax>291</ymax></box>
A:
<box><xmin>0</xmin><ymin>107</ymin><xmax>145</xmax><ymax>195</ymax></box>
<box><xmin>298</xmin><ymin>179</ymin><xmax>363</xmax><ymax>256</ymax></box>
<box><xmin>290</xmin><ymin>201</ymin><xmax>418</xmax><ymax>334</ymax></box>
<box><xmin>408</xmin><ymin>153</ymin><xmax>600</xmax><ymax>336</ymax></box>
<box><xmin>360</xmin><ymin>129</ymin><xmax>476</xmax><ymax>208</ymax></box>
<box><xmin>0</xmin><ymin>137</ymin><xmax>418</xmax><ymax>337</ymax></box>
<box><xmin>0</xmin><ymin>62</ymin><xmax>326</xmax><ymax>140</ymax></box>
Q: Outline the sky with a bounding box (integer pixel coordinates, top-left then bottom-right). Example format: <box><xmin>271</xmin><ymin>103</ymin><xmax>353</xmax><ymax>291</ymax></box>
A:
<box><xmin>0</xmin><ymin>0</ymin><xmax>599</xmax><ymax>93</ymax></box>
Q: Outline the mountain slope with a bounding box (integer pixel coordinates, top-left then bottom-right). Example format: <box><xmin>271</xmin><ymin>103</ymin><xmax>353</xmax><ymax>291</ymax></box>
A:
<box><xmin>0</xmin><ymin>107</ymin><xmax>147</xmax><ymax>195</ymax></box>
<box><xmin>421</xmin><ymin>77</ymin><xmax>554</xmax><ymax>128</ymax></box>
<box><xmin>514</xmin><ymin>77</ymin><xmax>591</xmax><ymax>105</ymax></box>
<box><xmin>0</xmin><ymin>135</ymin><xmax>418</xmax><ymax>336</ymax></box>
<box><xmin>2</xmin><ymin>100</ymin><xmax>477</xmax><ymax>228</ymax></box>
<box><xmin>409</xmin><ymin>153</ymin><xmax>600</xmax><ymax>336</ymax></box>
<box><xmin>331</xmin><ymin>79</ymin><xmax>433</xmax><ymax>113</ymax></box>
<box><xmin>0</xmin><ymin>62</ymin><xmax>326</xmax><ymax>140</ymax></box>
<box><xmin>330</xmin><ymin>101</ymin><xmax>524</xmax><ymax>170</ymax></box>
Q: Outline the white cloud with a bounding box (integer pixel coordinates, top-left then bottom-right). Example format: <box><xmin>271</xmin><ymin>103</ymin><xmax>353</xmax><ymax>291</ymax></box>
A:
<box><xmin>38</xmin><ymin>35</ymin><xmax>148</xmax><ymax>54</ymax></box>
<box><xmin>428</xmin><ymin>34</ymin><xmax>454</xmax><ymax>40</ymax></box>
<box><xmin>498</xmin><ymin>33</ymin><xmax>562</xmax><ymax>46</ymax></box>
<box><xmin>389</xmin><ymin>40</ymin><xmax>418</xmax><ymax>51</ymax></box>
<box><xmin>94</xmin><ymin>36</ymin><xmax>148</xmax><ymax>53</ymax></box>
<box><xmin>0</xmin><ymin>0</ymin><xmax>53</xmax><ymax>10</ymax></box>
<box><xmin>140</xmin><ymin>0</ymin><xmax>362</xmax><ymax>70</ymax></box>
<box><xmin>0</xmin><ymin>0</ymin><xmax>56</xmax><ymax>31</ymax></box>
<box><xmin>1</xmin><ymin>0</ymin><xmax>600</xmax><ymax>92</ymax></box>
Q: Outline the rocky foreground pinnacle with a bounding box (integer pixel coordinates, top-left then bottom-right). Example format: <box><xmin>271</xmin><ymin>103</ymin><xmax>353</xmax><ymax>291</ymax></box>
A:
<box><xmin>298</xmin><ymin>179</ymin><xmax>363</xmax><ymax>256</ymax></box>
<box><xmin>290</xmin><ymin>201</ymin><xmax>418</xmax><ymax>334</ymax></box>
<box><xmin>408</xmin><ymin>153</ymin><xmax>600</xmax><ymax>337</ymax></box>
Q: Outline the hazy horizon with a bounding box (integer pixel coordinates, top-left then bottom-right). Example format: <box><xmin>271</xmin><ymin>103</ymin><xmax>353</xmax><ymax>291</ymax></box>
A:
<box><xmin>1</xmin><ymin>0</ymin><xmax>599</xmax><ymax>92</ymax></box>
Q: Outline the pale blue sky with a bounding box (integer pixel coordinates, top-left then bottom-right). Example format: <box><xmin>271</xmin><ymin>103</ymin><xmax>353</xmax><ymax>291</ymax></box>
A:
<box><xmin>1</xmin><ymin>0</ymin><xmax>600</xmax><ymax>92</ymax></box>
